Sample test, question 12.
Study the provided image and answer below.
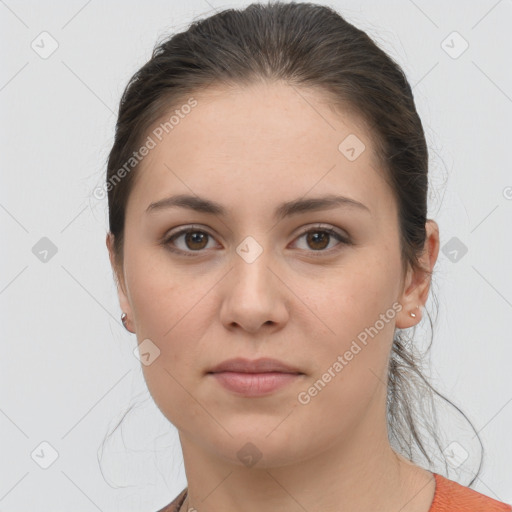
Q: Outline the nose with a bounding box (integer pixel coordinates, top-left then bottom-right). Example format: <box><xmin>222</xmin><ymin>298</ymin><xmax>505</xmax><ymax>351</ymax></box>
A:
<box><xmin>219</xmin><ymin>248</ymin><xmax>289</xmax><ymax>334</ymax></box>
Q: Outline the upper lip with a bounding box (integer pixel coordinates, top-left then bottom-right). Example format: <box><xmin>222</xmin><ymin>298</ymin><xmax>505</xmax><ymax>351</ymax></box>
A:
<box><xmin>208</xmin><ymin>357</ymin><xmax>303</xmax><ymax>374</ymax></box>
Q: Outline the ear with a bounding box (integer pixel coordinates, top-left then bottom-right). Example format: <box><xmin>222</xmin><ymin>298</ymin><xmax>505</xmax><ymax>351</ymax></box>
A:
<box><xmin>106</xmin><ymin>232</ymin><xmax>135</xmax><ymax>333</ymax></box>
<box><xmin>395</xmin><ymin>220</ymin><xmax>440</xmax><ymax>329</ymax></box>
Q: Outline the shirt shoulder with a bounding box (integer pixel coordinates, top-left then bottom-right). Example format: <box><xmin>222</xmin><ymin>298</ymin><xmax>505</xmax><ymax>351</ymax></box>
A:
<box><xmin>153</xmin><ymin>477</ymin><xmax>512</xmax><ymax>512</ymax></box>
<box><xmin>429</xmin><ymin>473</ymin><xmax>512</xmax><ymax>512</ymax></box>
<box><xmin>155</xmin><ymin>488</ymin><xmax>188</xmax><ymax>512</ymax></box>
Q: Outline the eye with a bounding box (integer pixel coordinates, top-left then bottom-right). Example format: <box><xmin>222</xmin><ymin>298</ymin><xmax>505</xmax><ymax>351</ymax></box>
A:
<box><xmin>291</xmin><ymin>225</ymin><xmax>351</xmax><ymax>254</ymax></box>
<box><xmin>162</xmin><ymin>226</ymin><xmax>217</xmax><ymax>256</ymax></box>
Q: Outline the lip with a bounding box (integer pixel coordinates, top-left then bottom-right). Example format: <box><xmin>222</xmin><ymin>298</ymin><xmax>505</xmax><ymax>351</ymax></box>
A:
<box><xmin>207</xmin><ymin>357</ymin><xmax>304</xmax><ymax>397</ymax></box>
<box><xmin>207</xmin><ymin>357</ymin><xmax>303</xmax><ymax>374</ymax></box>
<box><xmin>210</xmin><ymin>372</ymin><xmax>302</xmax><ymax>396</ymax></box>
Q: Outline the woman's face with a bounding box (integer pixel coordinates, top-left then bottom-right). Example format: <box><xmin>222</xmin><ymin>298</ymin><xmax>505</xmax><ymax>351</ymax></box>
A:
<box><xmin>108</xmin><ymin>81</ymin><xmax>437</xmax><ymax>467</ymax></box>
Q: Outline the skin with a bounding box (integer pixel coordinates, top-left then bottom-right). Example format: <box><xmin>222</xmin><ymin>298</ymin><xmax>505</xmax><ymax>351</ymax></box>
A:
<box><xmin>107</xmin><ymin>81</ymin><xmax>440</xmax><ymax>512</ymax></box>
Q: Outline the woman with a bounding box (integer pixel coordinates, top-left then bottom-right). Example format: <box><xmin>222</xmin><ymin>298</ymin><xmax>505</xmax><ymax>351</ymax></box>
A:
<box><xmin>104</xmin><ymin>2</ymin><xmax>512</xmax><ymax>510</ymax></box>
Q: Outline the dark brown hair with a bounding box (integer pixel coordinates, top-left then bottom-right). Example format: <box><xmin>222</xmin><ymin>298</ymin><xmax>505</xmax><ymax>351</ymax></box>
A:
<box><xmin>103</xmin><ymin>0</ymin><xmax>482</xmax><ymax>486</ymax></box>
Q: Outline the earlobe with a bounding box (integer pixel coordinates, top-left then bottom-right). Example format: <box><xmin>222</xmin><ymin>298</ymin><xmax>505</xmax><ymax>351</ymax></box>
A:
<box><xmin>121</xmin><ymin>312</ymin><xmax>135</xmax><ymax>333</ymax></box>
<box><xmin>395</xmin><ymin>300</ymin><xmax>423</xmax><ymax>330</ymax></box>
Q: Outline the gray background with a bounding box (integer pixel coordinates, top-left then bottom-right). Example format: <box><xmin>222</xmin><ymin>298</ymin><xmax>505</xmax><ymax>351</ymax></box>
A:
<box><xmin>1</xmin><ymin>0</ymin><xmax>511</xmax><ymax>510</ymax></box>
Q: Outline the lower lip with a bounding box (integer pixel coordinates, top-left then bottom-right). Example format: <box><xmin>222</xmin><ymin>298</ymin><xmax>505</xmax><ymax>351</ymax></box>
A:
<box><xmin>209</xmin><ymin>371</ymin><xmax>302</xmax><ymax>396</ymax></box>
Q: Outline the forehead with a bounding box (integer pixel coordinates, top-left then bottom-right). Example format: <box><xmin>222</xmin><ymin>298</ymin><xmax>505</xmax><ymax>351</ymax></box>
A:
<box><xmin>126</xmin><ymin>81</ymin><xmax>395</xmax><ymax>222</ymax></box>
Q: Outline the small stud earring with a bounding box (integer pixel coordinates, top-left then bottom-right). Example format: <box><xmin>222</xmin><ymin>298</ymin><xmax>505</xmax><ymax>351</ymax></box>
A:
<box><xmin>410</xmin><ymin>305</ymin><xmax>421</xmax><ymax>318</ymax></box>
<box><xmin>121</xmin><ymin>312</ymin><xmax>131</xmax><ymax>332</ymax></box>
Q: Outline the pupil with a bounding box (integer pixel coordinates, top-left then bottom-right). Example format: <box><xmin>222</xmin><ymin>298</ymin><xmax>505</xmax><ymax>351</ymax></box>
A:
<box><xmin>308</xmin><ymin>231</ymin><xmax>328</xmax><ymax>250</ymax></box>
<box><xmin>187</xmin><ymin>232</ymin><xmax>206</xmax><ymax>249</ymax></box>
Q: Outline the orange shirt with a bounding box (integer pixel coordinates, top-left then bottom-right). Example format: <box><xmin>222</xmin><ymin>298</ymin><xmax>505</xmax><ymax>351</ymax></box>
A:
<box><xmin>157</xmin><ymin>473</ymin><xmax>512</xmax><ymax>512</ymax></box>
<box><xmin>430</xmin><ymin>472</ymin><xmax>512</xmax><ymax>511</ymax></box>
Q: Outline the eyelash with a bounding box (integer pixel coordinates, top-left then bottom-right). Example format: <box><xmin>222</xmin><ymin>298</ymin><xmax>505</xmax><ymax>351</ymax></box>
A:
<box><xmin>161</xmin><ymin>224</ymin><xmax>352</xmax><ymax>258</ymax></box>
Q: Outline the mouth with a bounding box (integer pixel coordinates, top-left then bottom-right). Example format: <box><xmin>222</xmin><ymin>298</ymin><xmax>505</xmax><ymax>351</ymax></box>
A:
<box><xmin>207</xmin><ymin>371</ymin><xmax>304</xmax><ymax>396</ymax></box>
<box><xmin>206</xmin><ymin>357</ymin><xmax>305</xmax><ymax>396</ymax></box>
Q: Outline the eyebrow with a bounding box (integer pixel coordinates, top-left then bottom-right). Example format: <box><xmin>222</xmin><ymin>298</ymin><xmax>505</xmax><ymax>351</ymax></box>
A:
<box><xmin>145</xmin><ymin>193</ymin><xmax>371</xmax><ymax>220</ymax></box>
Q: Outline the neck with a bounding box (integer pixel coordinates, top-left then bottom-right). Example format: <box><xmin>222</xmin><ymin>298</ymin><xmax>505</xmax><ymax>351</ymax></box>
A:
<box><xmin>176</xmin><ymin>412</ymin><xmax>434</xmax><ymax>512</ymax></box>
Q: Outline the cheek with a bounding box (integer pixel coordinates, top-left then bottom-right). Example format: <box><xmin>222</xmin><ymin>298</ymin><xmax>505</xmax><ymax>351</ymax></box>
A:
<box><xmin>295</xmin><ymin>254</ymin><xmax>400</xmax><ymax>394</ymax></box>
<box><xmin>125</xmin><ymin>244</ymin><xmax>195</xmax><ymax>337</ymax></box>
<box><xmin>124</xmin><ymin>250</ymin><xmax>220</xmax><ymax>421</ymax></box>
<box><xmin>300</xmin><ymin>255</ymin><xmax>399</xmax><ymax>338</ymax></box>
<box><xmin>133</xmin><ymin>278</ymin><xmax>210</xmax><ymax>430</ymax></box>
<box><xmin>293</xmin><ymin>272</ymin><xmax>398</xmax><ymax>437</ymax></box>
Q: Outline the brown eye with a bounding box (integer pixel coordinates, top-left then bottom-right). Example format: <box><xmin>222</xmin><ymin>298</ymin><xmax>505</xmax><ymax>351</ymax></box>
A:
<box><xmin>164</xmin><ymin>228</ymin><xmax>216</xmax><ymax>255</ymax></box>
<box><xmin>292</xmin><ymin>226</ymin><xmax>351</xmax><ymax>254</ymax></box>
<box><xmin>305</xmin><ymin>231</ymin><xmax>330</xmax><ymax>250</ymax></box>
<box><xmin>182</xmin><ymin>231</ymin><xmax>209</xmax><ymax>250</ymax></box>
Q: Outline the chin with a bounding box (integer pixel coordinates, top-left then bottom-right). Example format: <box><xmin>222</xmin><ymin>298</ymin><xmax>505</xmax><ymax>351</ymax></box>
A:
<box><xmin>202</xmin><ymin>428</ymin><xmax>313</xmax><ymax>469</ymax></box>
